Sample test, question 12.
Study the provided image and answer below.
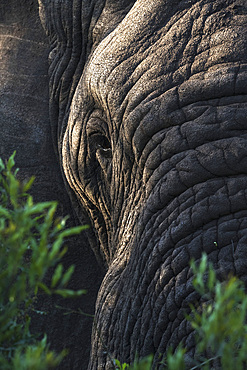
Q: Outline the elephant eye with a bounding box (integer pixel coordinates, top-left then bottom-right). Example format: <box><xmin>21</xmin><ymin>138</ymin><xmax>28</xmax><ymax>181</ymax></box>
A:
<box><xmin>91</xmin><ymin>133</ymin><xmax>112</xmax><ymax>158</ymax></box>
<box><xmin>88</xmin><ymin>132</ymin><xmax>112</xmax><ymax>180</ymax></box>
<box><xmin>86</xmin><ymin>113</ymin><xmax>112</xmax><ymax>166</ymax></box>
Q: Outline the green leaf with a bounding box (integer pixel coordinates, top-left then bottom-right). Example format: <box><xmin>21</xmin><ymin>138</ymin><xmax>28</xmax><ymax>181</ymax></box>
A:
<box><xmin>208</xmin><ymin>266</ymin><xmax>216</xmax><ymax>292</ymax></box>
<box><xmin>54</xmin><ymin>289</ymin><xmax>86</xmax><ymax>298</ymax></box>
<box><xmin>51</xmin><ymin>264</ymin><xmax>63</xmax><ymax>288</ymax></box>
<box><xmin>27</xmin><ymin>202</ymin><xmax>56</xmax><ymax>216</ymax></box>
<box><xmin>59</xmin><ymin>225</ymin><xmax>89</xmax><ymax>239</ymax></box>
<box><xmin>0</xmin><ymin>205</ymin><xmax>10</xmax><ymax>218</ymax></box>
<box><xmin>60</xmin><ymin>265</ymin><xmax>75</xmax><ymax>287</ymax></box>
<box><xmin>48</xmin><ymin>237</ymin><xmax>64</xmax><ymax>260</ymax></box>
<box><xmin>22</xmin><ymin>176</ymin><xmax>35</xmax><ymax>193</ymax></box>
<box><xmin>37</xmin><ymin>282</ymin><xmax>51</xmax><ymax>296</ymax></box>
<box><xmin>0</xmin><ymin>157</ymin><xmax>4</xmax><ymax>171</ymax></box>
<box><xmin>6</xmin><ymin>152</ymin><xmax>16</xmax><ymax>171</ymax></box>
<box><xmin>166</xmin><ymin>345</ymin><xmax>186</xmax><ymax>370</ymax></box>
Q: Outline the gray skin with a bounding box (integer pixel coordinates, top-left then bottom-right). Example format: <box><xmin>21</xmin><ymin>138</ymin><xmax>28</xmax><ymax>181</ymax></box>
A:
<box><xmin>39</xmin><ymin>0</ymin><xmax>247</xmax><ymax>368</ymax></box>
<box><xmin>0</xmin><ymin>1</ymin><xmax>103</xmax><ymax>369</ymax></box>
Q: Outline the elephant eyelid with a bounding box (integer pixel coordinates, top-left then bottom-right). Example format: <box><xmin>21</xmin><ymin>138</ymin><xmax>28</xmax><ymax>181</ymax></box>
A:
<box><xmin>86</xmin><ymin>114</ymin><xmax>109</xmax><ymax>137</ymax></box>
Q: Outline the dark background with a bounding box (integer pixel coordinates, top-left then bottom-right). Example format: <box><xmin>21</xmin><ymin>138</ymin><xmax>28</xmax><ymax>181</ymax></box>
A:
<box><xmin>0</xmin><ymin>0</ymin><xmax>103</xmax><ymax>368</ymax></box>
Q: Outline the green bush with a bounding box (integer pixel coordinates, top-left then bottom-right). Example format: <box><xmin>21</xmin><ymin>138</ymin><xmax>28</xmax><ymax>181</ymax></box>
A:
<box><xmin>0</xmin><ymin>153</ymin><xmax>87</xmax><ymax>369</ymax></box>
<box><xmin>188</xmin><ymin>254</ymin><xmax>247</xmax><ymax>370</ymax></box>
<box><xmin>115</xmin><ymin>254</ymin><xmax>247</xmax><ymax>370</ymax></box>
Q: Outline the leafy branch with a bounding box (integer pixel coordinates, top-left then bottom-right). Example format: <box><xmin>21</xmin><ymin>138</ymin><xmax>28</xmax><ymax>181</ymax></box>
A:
<box><xmin>0</xmin><ymin>152</ymin><xmax>87</xmax><ymax>369</ymax></box>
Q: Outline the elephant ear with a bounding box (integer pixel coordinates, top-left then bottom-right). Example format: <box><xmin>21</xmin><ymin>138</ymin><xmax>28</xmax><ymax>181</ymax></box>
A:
<box><xmin>38</xmin><ymin>0</ymin><xmax>137</xmax><ymax>267</ymax></box>
<box><xmin>38</xmin><ymin>0</ymin><xmax>104</xmax><ymax>155</ymax></box>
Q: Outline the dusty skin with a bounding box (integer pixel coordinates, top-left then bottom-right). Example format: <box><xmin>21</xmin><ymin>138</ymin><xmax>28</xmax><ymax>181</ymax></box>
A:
<box><xmin>2</xmin><ymin>0</ymin><xmax>247</xmax><ymax>368</ymax></box>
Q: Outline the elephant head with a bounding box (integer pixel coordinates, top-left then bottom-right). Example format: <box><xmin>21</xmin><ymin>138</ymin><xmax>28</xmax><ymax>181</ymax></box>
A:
<box><xmin>39</xmin><ymin>0</ymin><xmax>247</xmax><ymax>367</ymax></box>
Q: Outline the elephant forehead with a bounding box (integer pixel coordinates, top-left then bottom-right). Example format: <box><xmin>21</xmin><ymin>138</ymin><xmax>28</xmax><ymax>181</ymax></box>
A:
<box><xmin>85</xmin><ymin>0</ymin><xmax>162</xmax><ymax>107</ymax></box>
<box><xmin>85</xmin><ymin>0</ymin><xmax>246</xmax><ymax>120</ymax></box>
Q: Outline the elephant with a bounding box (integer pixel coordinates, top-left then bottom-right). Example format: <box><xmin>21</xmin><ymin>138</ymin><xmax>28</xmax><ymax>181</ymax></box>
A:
<box><xmin>2</xmin><ymin>0</ymin><xmax>247</xmax><ymax>368</ymax></box>
<box><xmin>37</xmin><ymin>0</ymin><xmax>247</xmax><ymax>368</ymax></box>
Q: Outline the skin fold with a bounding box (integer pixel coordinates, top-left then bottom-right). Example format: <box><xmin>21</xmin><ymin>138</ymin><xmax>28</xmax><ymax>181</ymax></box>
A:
<box><xmin>39</xmin><ymin>0</ymin><xmax>247</xmax><ymax>368</ymax></box>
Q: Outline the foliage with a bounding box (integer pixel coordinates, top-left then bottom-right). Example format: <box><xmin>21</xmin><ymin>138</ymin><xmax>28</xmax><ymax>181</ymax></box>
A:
<box><xmin>165</xmin><ymin>344</ymin><xmax>186</xmax><ymax>370</ymax></box>
<box><xmin>115</xmin><ymin>254</ymin><xmax>247</xmax><ymax>369</ymax></box>
<box><xmin>0</xmin><ymin>152</ymin><xmax>87</xmax><ymax>369</ymax></box>
<box><xmin>189</xmin><ymin>253</ymin><xmax>247</xmax><ymax>369</ymax></box>
<box><xmin>114</xmin><ymin>355</ymin><xmax>153</xmax><ymax>370</ymax></box>
<box><xmin>3</xmin><ymin>152</ymin><xmax>247</xmax><ymax>369</ymax></box>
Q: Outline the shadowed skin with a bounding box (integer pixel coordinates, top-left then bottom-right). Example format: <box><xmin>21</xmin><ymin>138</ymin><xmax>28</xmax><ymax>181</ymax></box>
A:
<box><xmin>39</xmin><ymin>0</ymin><xmax>247</xmax><ymax>368</ymax></box>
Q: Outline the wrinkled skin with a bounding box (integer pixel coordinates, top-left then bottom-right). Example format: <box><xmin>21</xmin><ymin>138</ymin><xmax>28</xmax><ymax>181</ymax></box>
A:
<box><xmin>39</xmin><ymin>0</ymin><xmax>247</xmax><ymax>368</ymax></box>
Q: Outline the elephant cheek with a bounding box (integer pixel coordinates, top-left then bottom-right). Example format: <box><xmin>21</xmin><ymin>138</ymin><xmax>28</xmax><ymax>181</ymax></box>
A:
<box><xmin>90</xmin><ymin>108</ymin><xmax>247</xmax><ymax>369</ymax></box>
<box><xmin>91</xmin><ymin>212</ymin><xmax>247</xmax><ymax>368</ymax></box>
